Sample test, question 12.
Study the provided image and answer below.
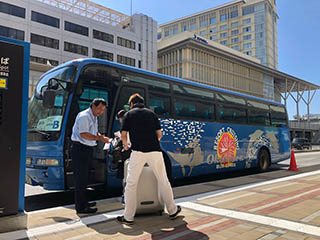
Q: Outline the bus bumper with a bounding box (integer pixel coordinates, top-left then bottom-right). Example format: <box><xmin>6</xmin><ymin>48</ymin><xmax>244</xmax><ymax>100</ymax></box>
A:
<box><xmin>26</xmin><ymin>166</ymin><xmax>65</xmax><ymax>190</ymax></box>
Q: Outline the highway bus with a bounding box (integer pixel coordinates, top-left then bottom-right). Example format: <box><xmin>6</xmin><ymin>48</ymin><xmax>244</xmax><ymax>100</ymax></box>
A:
<box><xmin>26</xmin><ymin>58</ymin><xmax>291</xmax><ymax>190</ymax></box>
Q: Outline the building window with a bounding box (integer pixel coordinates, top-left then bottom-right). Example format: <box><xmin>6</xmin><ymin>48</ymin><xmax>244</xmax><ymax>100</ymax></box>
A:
<box><xmin>231</xmin><ymin>21</ymin><xmax>239</xmax><ymax>28</ymax></box>
<box><xmin>190</xmin><ymin>18</ymin><xmax>197</xmax><ymax>30</ymax></box>
<box><xmin>181</xmin><ymin>22</ymin><xmax>188</xmax><ymax>31</ymax></box>
<box><xmin>210</xmin><ymin>35</ymin><xmax>217</xmax><ymax>40</ymax></box>
<box><xmin>64</xmin><ymin>41</ymin><xmax>88</xmax><ymax>56</ymax></box>
<box><xmin>30</xmin><ymin>33</ymin><xmax>59</xmax><ymax>49</ymax></box>
<box><xmin>231</xmin><ymin>45</ymin><xmax>240</xmax><ymax>51</ymax></box>
<box><xmin>209</xmin><ymin>27</ymin><xmax>216</xmax><ymax>33</ymax></box>
<box><xmin>231</xmin><ymin>29</ymin><xmax>239</xmax><ymax>36</ymax></box>
<box><xmin>64</xmin><ymin>21</ymin><xmax>88</xmax><ymax>36</ymax></box>
<box><xmin>117</xmin><ymin>55</ymin><xmax>135</xmax><ymax>67</ymax></box>
<box><xmin>230</xmin><ymin>6</ymin><xmax>238</xmax><ymax>18</ymax></box>
<box><xmin>243</xmin><ymin>34</ymin><xmax>252</xmax><ymax>41</ymax></box>
<box><xmin>199</xmin><ymin>30</ymin><xmax>207</xmax><ymax>36</ymax></box>
<box><xmin>30</xmin><ymin>56</ymin><xmax>58</xmax><ymax>66</ymax></box>
<box><xmin>138</xmin><ymin>60</ymin><xmax>141</xmax><ymax>68</ymax></box>
<box><xmin>243</xmin><ymin>26</ymin><xmax>251</xmax><ymax>33</ymax></box>
<box><xmin>93</xmin><ymin>29</ymin><xmax>113</xmax><ymax>43</ymax></box>
<box><xmin>220</xmin><ymin>32</ymin><xmax>227</xmax><ymax>38</ymax></box>
<box><xmin>220</xmin><ymin>40</ymin><xmax>227</xmax><ymax>45</ymax></box>
<box><xmin>138</xmin><ymin>43</ymin><xmax>141</xmax><ymax>51</ymax></box>
<box><xmin>0</xmin><ymin>25</ymin><xmax>24</xmax><ymax>40</ymax></box>
<box><xmin>0</xmin><ymin>1</ymin><xmax>25</xmax><ymax>18</ymax></box>
<box><xmin>92</xmin><ymin>49</ymin><xmax>113</xmax><ymax>61</ymax></box>
<box><xmin>231</xmin><ymin>37</ymin><xmax>239</xmax><ymax>44</ymax></box>
<box><xmin>244</xmin><ymin>50</ymin><xmax>252</xmax><ymax>56</ymax></box>
<box><xmin>199</xmin><ymin>15</ymin><xmax>208</xmax><ymax>27</ymax></box>
<box><xmin>117</xmin><ymin>36</ymin><xmax>136</xmax><ymax>50</ymax></box>
<box><xmin>220</xmin><ymin>14</ymin><xmax>228</xmax><ymax>22</ymax></box>
<box><xmin>243</xmin><ymin>42</ymin><xmax>252</xmax><ymax>49</ymax></box>
<box><xmin>220</xmin><ymin>24</ymin><xmax>228</xmax><ymax>31</ymax></box>
<box><xmin>243</xmin><ymin>18</ymin><xmax>251</xmax><ymax>25</ymax></box>
<box><xmin>242</xmin><ymin>5</ymin><xmax>254</xmax><ymax>15</ymax></box>
<box><xmin>209</xmin><ymin>17</ymin><xmax>216</xmax><ymax>25</ymax></box>
<box><xmin>31</xmin><ymin>11</ymin><xmax>59</xmax><ymax>28</ymax></box>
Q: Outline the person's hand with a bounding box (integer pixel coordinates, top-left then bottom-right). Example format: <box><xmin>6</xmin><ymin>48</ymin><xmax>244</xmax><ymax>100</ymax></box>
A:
<box><xmin>123</xmin><ymin>144</ymin><xmax>129</xmax><ymax>151</ymax></box>
<box><xmin>97</xmin><ymin>133</ymin><xmax>110</xmax><ymax>143</ymax></box>
<box><xmin>101</xmin><ymin>136</ymin><xmax>110</xmax><ymax>143</ymax></box>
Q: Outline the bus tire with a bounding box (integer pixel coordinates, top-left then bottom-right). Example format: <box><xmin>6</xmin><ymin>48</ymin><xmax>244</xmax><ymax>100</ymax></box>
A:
<box><xmin>162</xmin><ymin>152</ymin><xmax>173</xmax><ymax>183</ymax></box>
<box><xmin>257</xmin><ymin>148</ymin><xmax>270</xmax><ymax>172</ymax></box>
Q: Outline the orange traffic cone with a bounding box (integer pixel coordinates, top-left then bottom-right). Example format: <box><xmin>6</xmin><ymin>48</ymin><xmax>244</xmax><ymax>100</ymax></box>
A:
<box><xmin>288</xmin><ymin>148</ymin><xmax>299</xmax><ymax>171</ymax></box>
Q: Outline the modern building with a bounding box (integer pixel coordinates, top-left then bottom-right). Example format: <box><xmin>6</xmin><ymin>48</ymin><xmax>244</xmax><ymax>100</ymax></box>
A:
<box><xmin>158</xmin><ymin>0</ymin><xmax>278</xmax><ymax>69</ymax></box>
<box><xmin>290</xmin><ymin>114</ymin><xmax>320</xmax><ymax>144</ymax></box>
<box><xmin>0</xmin><ymin>0</ymin><xmax>158</xmax><ymax>97</ymax></box>
<box><xmin>158</xmin><ymin>32</ymin><xmax>319</xmax><ymax>103</ymax></box>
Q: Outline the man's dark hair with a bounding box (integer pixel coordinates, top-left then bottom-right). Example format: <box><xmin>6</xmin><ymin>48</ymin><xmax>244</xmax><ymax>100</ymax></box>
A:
<box><xmin>128</xmin><ymin>93</ymin><xmax>144</xmax><ymax>105</ymax></box>
<box><xmin>90</xmin><ymin>98</ymin><xmax>107</xmax><ymax>108</ymax></box>
<box><xmin>117</xmin><ymin>109</ymin><xmax>126</xmax><ymax>119</ymax></box>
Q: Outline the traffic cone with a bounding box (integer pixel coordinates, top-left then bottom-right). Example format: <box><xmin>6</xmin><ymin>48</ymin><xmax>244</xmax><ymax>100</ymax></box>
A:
<box><xmin>288</xmin><ymin>149</ymin><xmax>299</xmax><ymax>171</ymax></box>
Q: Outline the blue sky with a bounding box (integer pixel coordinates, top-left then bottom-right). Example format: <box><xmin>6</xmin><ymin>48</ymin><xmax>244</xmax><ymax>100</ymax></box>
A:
<box><xmin>94</xmin><ymin>0</ymin><xmax>320</xmax><ymax>119</ymax></box>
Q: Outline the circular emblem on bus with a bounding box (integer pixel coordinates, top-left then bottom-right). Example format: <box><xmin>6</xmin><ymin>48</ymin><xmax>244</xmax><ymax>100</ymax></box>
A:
<box><xmin>214</xmin><ymin>127</ymin><xmax>239</xmax><ymax>167</ymax></box>
<box><xmin>217</xmin><ymin>132</ymin><xmax>237</xmax><ymax>160</ymax></box>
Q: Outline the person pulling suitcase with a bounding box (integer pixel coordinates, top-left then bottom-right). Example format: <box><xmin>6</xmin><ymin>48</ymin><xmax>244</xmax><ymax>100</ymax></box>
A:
<box><xmin>116</xmin><ymin>93</ymin><xmax>181</xmax><ymax>225</ymax></box>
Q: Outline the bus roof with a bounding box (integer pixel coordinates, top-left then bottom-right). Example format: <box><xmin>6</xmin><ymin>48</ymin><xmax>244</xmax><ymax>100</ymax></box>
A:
<box><xmin>52</xmin><ymin>58</ymin><xmax>284</xmax><ymax>107</ymax></box>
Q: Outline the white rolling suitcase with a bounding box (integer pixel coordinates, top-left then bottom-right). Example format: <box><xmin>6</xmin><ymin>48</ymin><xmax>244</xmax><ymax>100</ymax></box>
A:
<box><xmin>124</xmin><ymin>161</ymin><xmax>164</xmax><ymax>215</ymax></box>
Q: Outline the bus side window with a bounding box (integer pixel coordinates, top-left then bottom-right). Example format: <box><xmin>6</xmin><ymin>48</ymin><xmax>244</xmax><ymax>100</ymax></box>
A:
<box><xmin>270</xmin><ymin>105</ymin><xmax>287</xmax><ymax>127</ymax></box>
<box><xmin>149</xmin><ymin>93</ymin><xmax>171</xmax><ymax>117</ymax></box>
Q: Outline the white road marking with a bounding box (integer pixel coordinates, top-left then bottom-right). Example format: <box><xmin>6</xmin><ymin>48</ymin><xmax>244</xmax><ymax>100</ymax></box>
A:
<box><xmin>180</xmin><ymin>202</ymin><xmax>320</xmax><ymax>237</ymax></box>
<box><xmin>301</xmin><ymin>210</ymin><xmax>320</xmax><ymax>223</ymax></box>
<box><xmin>249</xmin><ymin>187</ymin><xmax>320</xmax><ymax>212</ymax></box>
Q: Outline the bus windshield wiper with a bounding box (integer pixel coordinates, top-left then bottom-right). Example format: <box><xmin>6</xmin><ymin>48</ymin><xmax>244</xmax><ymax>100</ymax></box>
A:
<box><xmin>28</xmin><ymin>129</ymin><xmax>51</xmax><ymax>139</ymax></box>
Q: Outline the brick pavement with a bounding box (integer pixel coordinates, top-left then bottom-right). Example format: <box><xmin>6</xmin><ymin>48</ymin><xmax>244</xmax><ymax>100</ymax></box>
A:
<box><xmin>1</xmin><ymin>170</ymin><xmax>320</xmax><ymax>240</ymax></box>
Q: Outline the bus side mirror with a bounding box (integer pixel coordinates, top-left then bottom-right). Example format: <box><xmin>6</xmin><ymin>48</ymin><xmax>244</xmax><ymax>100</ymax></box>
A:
<box><xmin>42</xmin><ymin>89</ymin><xmax>56</xmax><ymax>109</ymax></box>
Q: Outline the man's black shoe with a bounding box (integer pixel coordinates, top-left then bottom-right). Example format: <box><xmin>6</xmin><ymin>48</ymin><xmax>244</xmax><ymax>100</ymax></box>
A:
<box><xmin>116</xmin><ymin>216</ymin><xmax>134</xmax><ymax>225</ymax></box>
<box><xmin>76</xmin><ymin>207</ymin><xmax>97</xmax><ymax>214</ymax></box>
<box><xmin>169</xmin><ymin>205</ymin><xmax>181</xmax><ymax>220</ymax></box>
<box><xmin>87</xmin><ymin>201</ymin><xmax>96</xmax><ymax>207</ymax></box>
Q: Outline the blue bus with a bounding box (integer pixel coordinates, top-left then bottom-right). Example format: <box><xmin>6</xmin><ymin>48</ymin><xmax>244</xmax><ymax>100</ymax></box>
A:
<box><xmin>26</xmin><ymin>58</ymin><xmax>291</xmax><ymax>190</ymax></box>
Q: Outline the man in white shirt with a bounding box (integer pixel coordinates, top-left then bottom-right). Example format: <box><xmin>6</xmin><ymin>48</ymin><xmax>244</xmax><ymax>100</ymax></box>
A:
<box><xmin>71</xmin><ymin>98</ymin><xmax>109</xmax><ymax>214</ymax></box>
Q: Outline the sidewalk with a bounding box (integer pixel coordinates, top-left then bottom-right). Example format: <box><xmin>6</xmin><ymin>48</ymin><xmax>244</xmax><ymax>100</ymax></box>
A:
<box><xmin>1</xmin><ymin>170</ymin><xmax>320</xmax><ymax>240</ymax></box>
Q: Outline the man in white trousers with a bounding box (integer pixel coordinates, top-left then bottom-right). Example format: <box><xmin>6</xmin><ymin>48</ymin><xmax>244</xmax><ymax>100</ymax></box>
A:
<box><xmin>116</xmin><ymin>93</ymin><xmax>181</xmax><ymax>225</ymax></box>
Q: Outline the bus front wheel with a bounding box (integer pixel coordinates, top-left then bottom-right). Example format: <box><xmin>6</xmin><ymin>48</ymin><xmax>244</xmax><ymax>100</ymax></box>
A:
<box><xmin>257</xmin><ymin>148</ymin><xmax>270</xmax><ymax>172</ymax></box>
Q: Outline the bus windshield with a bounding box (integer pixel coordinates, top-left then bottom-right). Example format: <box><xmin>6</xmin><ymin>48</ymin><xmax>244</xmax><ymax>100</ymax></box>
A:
<box><xmin>28</xmin><ymin>66</ymin><xmax>75</xmax><ymax>141</ymax></box>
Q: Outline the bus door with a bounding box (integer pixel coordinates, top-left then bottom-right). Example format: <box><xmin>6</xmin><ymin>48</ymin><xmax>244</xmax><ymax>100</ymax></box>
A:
<box><xmin>65</xmin><ymin>86</ymin><xmax>110</xmax><ymax>189</ymax></box>
<box><xmin>107</xmin><ymin>83</ymin><xmax>146</xmax><ymax>185</ymax></box>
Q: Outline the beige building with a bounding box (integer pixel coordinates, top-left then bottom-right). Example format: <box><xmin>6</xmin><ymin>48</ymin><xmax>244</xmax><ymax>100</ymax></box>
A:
<box><xmin>0</xmin><ymin>0</ymin><xmax>158</xmax><ymax>97</ymax></box>
<box><xmin>157</xmin><ymin>32</ymin><xmax>319</xmax><ymax>104</ymax></box>
<box><xmin>158</xmin><ymin>0</ymin><xmax>278</xmax><ymax>69</ymax></box>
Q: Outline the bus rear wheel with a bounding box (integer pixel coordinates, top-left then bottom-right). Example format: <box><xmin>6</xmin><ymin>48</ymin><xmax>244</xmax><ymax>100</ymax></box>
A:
<box><xmin>257</xmin><ymin>148</ymin><xmax>270</xmax><ymax>172</ymax></box>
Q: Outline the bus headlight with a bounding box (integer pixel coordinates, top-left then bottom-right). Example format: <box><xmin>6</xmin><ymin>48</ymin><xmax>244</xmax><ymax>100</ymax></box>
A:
<box><xmin>35</xmin><ymin>158</ymin><xmax>59</xmax><ymax>166</ymax></box>
<box><xmin>26</xmin><ymin>157</ymin><xmax>32</xmax><ymax>166</ymax></box>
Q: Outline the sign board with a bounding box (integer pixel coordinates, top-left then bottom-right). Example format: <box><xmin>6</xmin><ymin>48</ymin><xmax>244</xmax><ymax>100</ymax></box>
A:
<box><xmin>0</xmin><ymin>37</ymin><xmax>29</xmax><ymax>216</ymax></box>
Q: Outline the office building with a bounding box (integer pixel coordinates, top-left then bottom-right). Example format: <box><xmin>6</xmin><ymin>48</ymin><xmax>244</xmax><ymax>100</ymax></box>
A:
<box><xmin>158</xmin><ymin>0</ymin><xmax>278</xmax><ymax>68</ymax></box>
<box><xmin>158</xmin><ymin>32</ymin><xmax>318</xmax><ymax>104</ymax></box>
<box><xmin>0</xmin><ymin>0</ymin><xmax>157</xmax><ymax>97</ymax></box>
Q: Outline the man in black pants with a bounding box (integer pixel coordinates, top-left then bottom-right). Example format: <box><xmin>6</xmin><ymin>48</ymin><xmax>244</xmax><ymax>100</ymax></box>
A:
<box><xmin>71</xmin><ymin>98</ymin><xmax>110</xmax><ymax>214</ymax></box>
